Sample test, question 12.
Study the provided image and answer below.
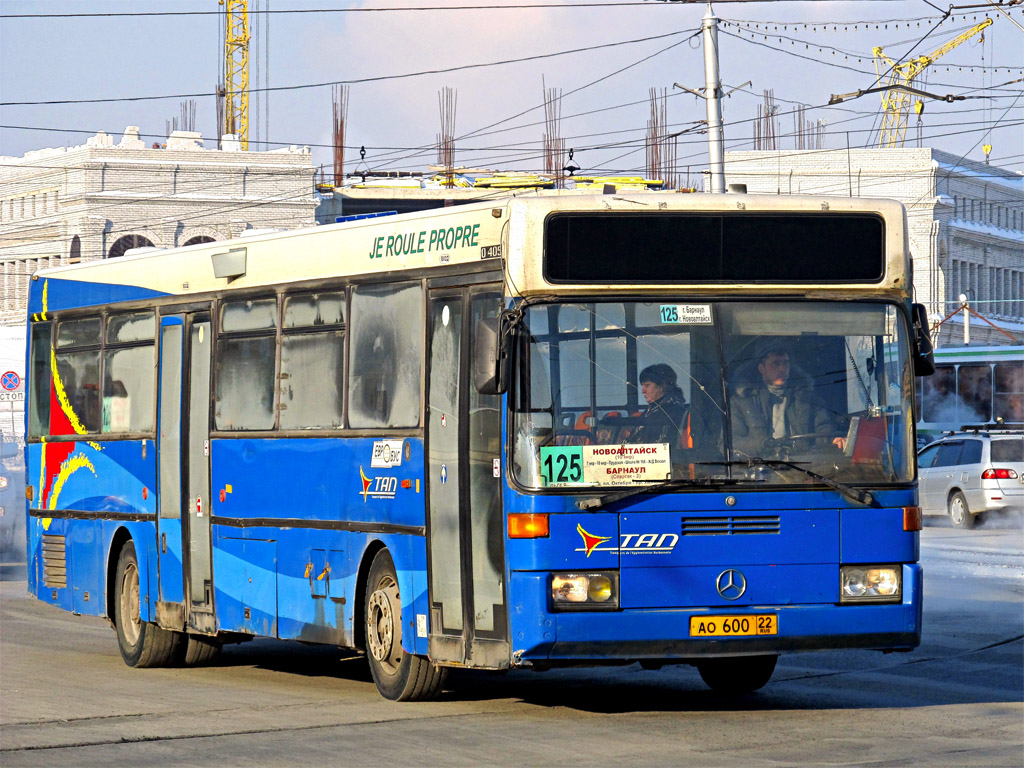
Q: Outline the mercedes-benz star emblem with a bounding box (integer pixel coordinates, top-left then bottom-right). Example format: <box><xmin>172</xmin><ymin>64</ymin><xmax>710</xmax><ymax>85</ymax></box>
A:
<box><xmin>716</xmin><ymin>569</ymin><xmax>747</xmax><ymax>600</ymax></box>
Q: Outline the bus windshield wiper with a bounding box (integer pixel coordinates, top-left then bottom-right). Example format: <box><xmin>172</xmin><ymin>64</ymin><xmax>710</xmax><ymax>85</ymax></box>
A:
<box><xmin>700</xmin><ymin>459</ymin><xmax>878</xmax><ymax>508</ymax></box>
<box><xmin>575</xmin><ymin>476</ymin><xmax>751</xmax><ymax>512</ymax></box>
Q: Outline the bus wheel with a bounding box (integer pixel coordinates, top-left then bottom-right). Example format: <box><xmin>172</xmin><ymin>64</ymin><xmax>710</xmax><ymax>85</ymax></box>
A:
<box><xmin>179</xmin><ymin>634</ymin><xmax>222</xmax><ymax>666</ymax></box>
<box><xmin>948</xmin><ymin>492</ymin><xmax>974</xmax><ymax>529</ymax></box>
<box><xmin>364</xmin><ymin>549</ymin><xmax>446</xmax><ymax>701</ymax></box>
<box><xmin>113</xmin><ymin>541</ymin><xmax>180</xmax><ymax>668</ymax></box>
<box><xmin>697</xmin><ymin>654</ymin><xmax>778</xmax><ymax>694</ymax></box>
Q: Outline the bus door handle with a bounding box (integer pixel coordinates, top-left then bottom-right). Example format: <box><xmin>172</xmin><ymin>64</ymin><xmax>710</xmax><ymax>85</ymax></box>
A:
<box><xmin>161</xmin><ymin>533</ymin><xmax>167</xmax><ymax>553</ymax></box>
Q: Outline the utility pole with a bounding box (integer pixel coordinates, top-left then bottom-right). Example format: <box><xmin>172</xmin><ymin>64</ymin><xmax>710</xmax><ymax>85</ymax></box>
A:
<box><xmin>702</xmin><ymin>3</ymin><xmax>725</xmax><ymax>193</ymax></box>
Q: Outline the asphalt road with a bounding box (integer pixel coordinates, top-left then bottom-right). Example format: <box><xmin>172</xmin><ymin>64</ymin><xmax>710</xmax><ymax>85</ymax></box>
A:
<box><xmin>1</xmin><ymin>520</ymin><xmax>1021</xmax><ymax>768</ymax></box>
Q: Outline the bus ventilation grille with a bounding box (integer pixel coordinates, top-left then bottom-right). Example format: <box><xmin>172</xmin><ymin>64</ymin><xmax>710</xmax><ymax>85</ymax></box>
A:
<box><xmin>41</xmin><ymin>534</ymin><xmax>67</xmax><ymax>588</ymax></box>
<box><xmin>680</xmin><ymin>516</ymin><xmax>780</xmax><ymax>536</ymax></box>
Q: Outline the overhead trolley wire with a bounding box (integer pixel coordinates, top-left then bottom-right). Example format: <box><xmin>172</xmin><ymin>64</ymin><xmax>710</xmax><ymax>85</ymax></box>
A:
<box><xmin>0</xmin><ymin>2</ymin><xmax>682</xmax><ymax>20</ymax></box>
<box><xmin>0</xmin><ymin>28</ymin><xmax>698</xmax><ymax>107</ymax></box>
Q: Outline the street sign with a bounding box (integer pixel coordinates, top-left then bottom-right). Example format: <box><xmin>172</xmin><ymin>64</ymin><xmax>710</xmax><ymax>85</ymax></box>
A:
<box><xmin>1</xmin><ymin>372</ymin><xmax>20</xmax><ymax>391</ymax></box>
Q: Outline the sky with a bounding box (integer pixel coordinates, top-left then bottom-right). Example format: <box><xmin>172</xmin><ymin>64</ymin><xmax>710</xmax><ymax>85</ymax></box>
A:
<box><xmin>1</xmin><ymin>0</ymin><xmax>1022</xmax><ymax>183</ymax></box>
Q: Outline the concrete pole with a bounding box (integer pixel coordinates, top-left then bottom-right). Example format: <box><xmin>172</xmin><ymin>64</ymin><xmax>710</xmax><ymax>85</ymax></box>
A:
<box><xmin>702</xmin><ymin>3</ymin><xmax>726</xmax><ymax>193</ymax></box>
<box><xmin>959</xmin><ymin>293</ymin><xmax>970</xmax><ymax>345</ymax></box>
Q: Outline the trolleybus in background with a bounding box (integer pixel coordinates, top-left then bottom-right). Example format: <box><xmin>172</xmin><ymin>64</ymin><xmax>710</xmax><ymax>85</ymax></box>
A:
<box><xmin>916</xmin><ymin>345</ymin><xmax>1024</xmax><ymax>445</ymax></box>
<box><xmin>24</xmin><ymin>193</ymin><xmax>935</xmax><ymax>700</ymax></box>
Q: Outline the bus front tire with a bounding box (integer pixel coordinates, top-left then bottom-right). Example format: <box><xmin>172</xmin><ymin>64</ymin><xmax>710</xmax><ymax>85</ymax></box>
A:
<box><xmin>113</xmin><ymin>541</ymin><xmax>180</xmax><ymax>668</ymax></box>
<box><xmin>949</xmin><ymin>492</ymin><xmax>975</xmax><ymax>529</ymax></box>
<box><xmin>364</xmin><ymin>549</ymin><xmax>446</xmax><ymax>701</ymax></box>
<box><xmin>697</xmin><ymin>654</ymin><xmax>778</xmax><ymax>694</ymax></box>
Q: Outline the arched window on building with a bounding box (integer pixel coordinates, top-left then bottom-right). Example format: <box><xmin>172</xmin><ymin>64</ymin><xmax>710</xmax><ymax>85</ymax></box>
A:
<box><xmin>183</xmin><ymin>235</ymin><xmax>216</xmax><ymax>247</ymax></box>
<box><xmin>108</xmin><ymin>234</ymin><xmax>154</xmax><ymax>259</ymax></box>
<box><xmin>69</xmin><ymin>235</ymin><xmax>81</xmax><ymax>265</ymax></box>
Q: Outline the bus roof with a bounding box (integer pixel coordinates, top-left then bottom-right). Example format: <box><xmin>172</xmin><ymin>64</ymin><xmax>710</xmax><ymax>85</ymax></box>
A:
<box><xmin>30</xmin><ymin>192</ymin><xmax>909</xmax><ymax>316</ymax></box>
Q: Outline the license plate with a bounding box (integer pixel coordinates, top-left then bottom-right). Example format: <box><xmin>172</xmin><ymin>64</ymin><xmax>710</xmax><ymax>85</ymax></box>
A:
<box><xmin>690</xmin><ymin>614</ymin><xmax>777</xmax><ymax>637</ymax></box>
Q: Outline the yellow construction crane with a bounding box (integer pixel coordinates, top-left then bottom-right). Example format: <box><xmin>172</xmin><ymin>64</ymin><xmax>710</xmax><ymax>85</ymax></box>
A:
<box><xmin>221</xmin><ymin>0</ymin><xmax>250</xmax><ymax>150</ymax></box>
<box><xmin>873</xmin><ymin>18</ymin><xmax>992</xmax><ymax>148</ymax></box>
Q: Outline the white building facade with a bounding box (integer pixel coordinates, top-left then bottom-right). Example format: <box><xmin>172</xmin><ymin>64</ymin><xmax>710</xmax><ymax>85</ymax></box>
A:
<box><xmin>724</xmin><ymin>148</ymin><xmax>1023</xmax><ymax>347</ymax></box>
<box><xmin>0</xmin><ymin>127</ymin><xmax>316</xmax><ymax>326</ymax></box>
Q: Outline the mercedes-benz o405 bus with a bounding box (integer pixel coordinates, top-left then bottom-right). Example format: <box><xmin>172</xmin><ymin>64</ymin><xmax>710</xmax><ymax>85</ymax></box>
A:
<box><xmin>25</xmin><ymin>193</ymin><xmax>934</xmax><ymax>699</ymax></box>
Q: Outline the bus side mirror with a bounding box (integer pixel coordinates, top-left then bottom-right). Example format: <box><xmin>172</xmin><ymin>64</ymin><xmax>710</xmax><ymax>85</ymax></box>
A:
<box><xmin>911</xmin><ymin>303</ymin><xmax>935</xmax><ymax>377</ymax></box>
<box><xmin>474</xmin><ymin>314</ymin><xmax>509</xmax><ymax>395</ymax></box>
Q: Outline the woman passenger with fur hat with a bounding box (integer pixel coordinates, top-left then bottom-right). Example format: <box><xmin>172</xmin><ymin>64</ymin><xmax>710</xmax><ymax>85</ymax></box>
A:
<box><xmin>631</xmin><ymin>363</ymin><xmax>690</xmax><ymax>446</ymax></box>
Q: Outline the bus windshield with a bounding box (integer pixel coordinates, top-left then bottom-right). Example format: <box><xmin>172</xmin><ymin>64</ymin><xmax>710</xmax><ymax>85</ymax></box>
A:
<box><xmin>511</xmin><ymin>300</ymin><xmax>914</xmax><ymax>490</ymax></box>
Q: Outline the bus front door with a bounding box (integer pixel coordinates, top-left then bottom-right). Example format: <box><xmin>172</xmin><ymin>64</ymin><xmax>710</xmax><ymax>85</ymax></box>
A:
<box><xmin>426</xmin><ymin>289</ymin><xmax>509</xmax><ymax>668</ymax></box>
<box><xmin>157</xmin><ymin>312</ymin><xmax>216</xmax><ymax>635</ymax></box>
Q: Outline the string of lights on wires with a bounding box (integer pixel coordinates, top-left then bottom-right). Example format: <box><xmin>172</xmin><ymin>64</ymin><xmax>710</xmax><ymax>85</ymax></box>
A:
<box><xmin>720</xmin><ymin>18</ymin><xmax>1023</xmax><ymax>76</ymax></box>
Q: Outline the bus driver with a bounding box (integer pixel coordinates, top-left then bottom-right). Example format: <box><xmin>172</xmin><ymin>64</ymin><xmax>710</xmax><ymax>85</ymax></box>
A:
<box><xmin>731</xmin><ymin>343</ymin><xmax>846</xmax><ymax>458</ymax></box>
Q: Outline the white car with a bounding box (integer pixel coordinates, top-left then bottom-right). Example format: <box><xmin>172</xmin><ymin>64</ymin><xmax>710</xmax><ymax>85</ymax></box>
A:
<box><xmin>917</xmin><ymin>429</ymin><xmax>1024</xmax><ymax>528</ymax></box>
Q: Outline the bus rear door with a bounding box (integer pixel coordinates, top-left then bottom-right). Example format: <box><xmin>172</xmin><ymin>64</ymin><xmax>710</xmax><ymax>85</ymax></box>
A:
<box><xmin>156</xmin><ymin>312</ymin><xmax>216</xmax><ymax>635</ymax></box>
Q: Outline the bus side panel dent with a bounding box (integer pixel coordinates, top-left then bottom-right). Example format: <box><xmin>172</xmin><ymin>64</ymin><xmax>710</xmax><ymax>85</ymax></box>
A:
<box><xmin>508</xmin><ymin>570</ymin><xmax>556</xmax><ymax>661</ymax></box>
<box><xmin>129</xmin><ymin>522</ymin><xmax>156</xmax><ymax>624</ymax></box>
<box><xmin>273</xmin><ymin>528</ymin><xmax>354</xmax><ymax>645</ymax></box>
<box><xmin>397</xmin><ymin>533</ymin><xmax>430</xmax><ymax>658</ymax></box>
<box><xmin>213</xmin><ymin>536</ymin><xmax>277</xmax><ymax>637</ymax></box>
<box><xmin>68</xmin><ymin>518</ymin><xmax>103</xmax><ymax>616</ymax></box>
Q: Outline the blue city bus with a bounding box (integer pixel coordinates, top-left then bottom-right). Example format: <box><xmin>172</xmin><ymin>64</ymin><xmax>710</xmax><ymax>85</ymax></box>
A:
<box><xmin>24</xmin><ymin>193</ymin><xmax>935</xmax><ymax>699</ymax></box>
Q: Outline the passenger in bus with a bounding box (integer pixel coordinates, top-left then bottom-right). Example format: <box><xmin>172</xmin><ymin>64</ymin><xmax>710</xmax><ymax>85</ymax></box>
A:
<box><xmin>630</xmin><ymin>364</ymin><xmax>691</xmax><ymax>446</ymax></box>
<box><xmin>731</xmin><ymin>343</ymin><xmax>846</xmax><ymax>457</ymax></box>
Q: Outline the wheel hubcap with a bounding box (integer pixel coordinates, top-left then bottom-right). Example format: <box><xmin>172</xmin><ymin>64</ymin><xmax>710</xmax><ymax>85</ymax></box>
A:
<box><xmin>366</xmin><ymin>577</ymin><xmax>402</xmax><ymax>674</ymax></box>
<box><xmin>119</xmin><ymin>562</ymin><xmax>141</xmax><ymax>645</ymax></box>
<box><xmin>950</xmin><ymin>498</ymin><xmax>965</xmax><ymax>525</ymax></box>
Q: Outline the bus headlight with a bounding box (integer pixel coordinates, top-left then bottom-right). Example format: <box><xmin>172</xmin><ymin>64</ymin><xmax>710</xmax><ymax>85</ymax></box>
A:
<box><xmin>550</xmin><ymin>571</ymin><xmax>619</xmax><ymax>611</ymax></box>
<box><xmin>840</xmin><ymin>565</ymin><xmax>901</xmax><ymax>603</ymax></box>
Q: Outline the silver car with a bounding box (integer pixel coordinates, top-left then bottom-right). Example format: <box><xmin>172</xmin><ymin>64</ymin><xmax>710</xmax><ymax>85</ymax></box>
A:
<box><xmin>917</xmin><ymin>429</ymin><xmax>1024</xmax><ymax>528</ymax></box>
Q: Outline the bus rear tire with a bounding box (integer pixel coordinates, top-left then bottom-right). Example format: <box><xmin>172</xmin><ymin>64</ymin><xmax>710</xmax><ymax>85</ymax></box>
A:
<box><xmin>364</xmin><ymin>549</ymin><xmax>446</xmax><ymax>701</ymax></box>
<box><xmin>949</xmin><ymin>492</ymin><xmax>974</xmax><ymax>529</ymax></box>
<box><xmin>114</xmin><ymin>541</ymin><xmax>180</xmax><ymax>668</ymax></box>
<box><xmin>179</xmin><ymin>634</ymin><xmax>222</xmax><ymax>666</ymax></box>
<box><xmin>697</xmin><ymin>654</ymin><xmax>778</xmax><ymax>694</ymax></box>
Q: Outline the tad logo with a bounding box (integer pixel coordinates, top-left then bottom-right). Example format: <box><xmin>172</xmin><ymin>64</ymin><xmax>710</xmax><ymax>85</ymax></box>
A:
<box><xmin>575</xmin><ymin>522</ymin><xmax>678</xmax><ymax>556</ymax></box>
<box><xmin>359</xmin><ymin>467</ymin><xmax>398</xmax><ymax>502</ymax></box>
<box><xmin>577</xmin><ymin>524</ymin><xmax>612</xmax><ymax>557</ymax></box>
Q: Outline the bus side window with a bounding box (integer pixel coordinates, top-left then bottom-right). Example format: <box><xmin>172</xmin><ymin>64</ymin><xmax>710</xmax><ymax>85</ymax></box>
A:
<box><xmin>28</xmin><ymin>321</ymin><xmax>52</xmax><ymax>438</ymax></box>
<box><xmin>215</xmin><ymin>298</ymin><xmax>277</xmax><ymax>431</ymax></box>
<box><xmin>103</xmin><ymin>311</ymin><xmax>156</xmax><ymax>434</ymax></box>
<box><xmin>280</xmin><ymin>292</ymin><xmax>346</xmax><ymax>430</ymax></box>
<box><xmin>348</xmin><ymin>282</ymin><xmax>422</xmax><ymax>429</ymax></box>
<box><xmin>54</xmin><ymin>317</ymin><xmax>102</xmax><ymax>435</ymax></box>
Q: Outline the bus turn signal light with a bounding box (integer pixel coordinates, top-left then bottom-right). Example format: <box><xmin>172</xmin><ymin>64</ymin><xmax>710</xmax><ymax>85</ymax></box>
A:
<box><xmin>903</xmin><ymin>506</ymin><xmax>922</xmax><ymax>531</ymax></box>
<box><xmin>508</xmin><ymin>513</ymin><xmax>549</xmax><ymax>539</ymax></box>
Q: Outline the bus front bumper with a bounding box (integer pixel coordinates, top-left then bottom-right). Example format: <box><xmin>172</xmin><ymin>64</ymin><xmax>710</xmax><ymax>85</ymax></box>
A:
<box><xmin>508</xmin><ymin>563</ymin><xmax>922</xmax><ymax>664</ymax></box>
